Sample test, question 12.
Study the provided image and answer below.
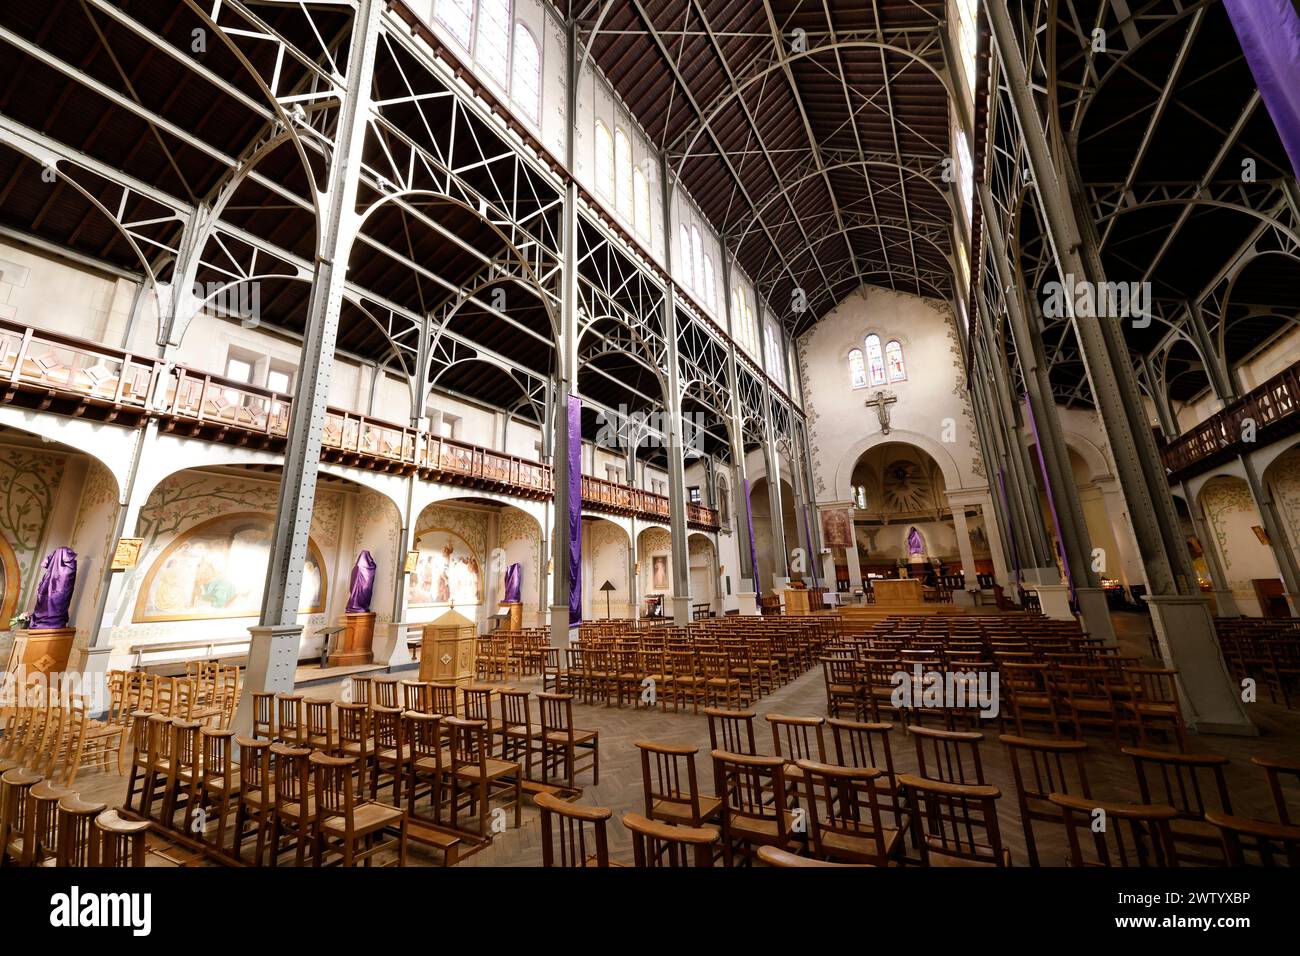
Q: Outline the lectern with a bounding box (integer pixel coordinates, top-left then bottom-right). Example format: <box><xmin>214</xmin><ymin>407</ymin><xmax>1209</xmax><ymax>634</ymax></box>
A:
<box><xmin>419</xmin><ymin>607</ymin><xmax>478</xmax><ymax>687</ymax></box>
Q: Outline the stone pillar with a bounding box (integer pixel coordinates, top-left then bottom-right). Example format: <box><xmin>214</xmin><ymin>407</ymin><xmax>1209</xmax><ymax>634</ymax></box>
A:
<box><xmin>948</xmin><ymin>500</ymin><xmax>979</xmax><ymax>605</ymax></box>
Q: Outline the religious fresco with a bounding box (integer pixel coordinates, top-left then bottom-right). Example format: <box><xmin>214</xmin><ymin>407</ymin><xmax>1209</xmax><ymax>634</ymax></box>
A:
<box><xmin>820</xmin><ymin>508</ymin><xmax>854</xmax><ymax>548</ymax></box>
<box><xmin>408</xmin><ymin>529</ymin><xmax>482</xmax><ymax>607</ymax></box>
<box><xmin>134</xmin><ymin>512</ymin><xmax>326</xmax><ymax>622</ymax></box>
<box><xmin>0</xmin><ymin>532</ymin><xmax>19</xmax><ymax>625</ymax></box>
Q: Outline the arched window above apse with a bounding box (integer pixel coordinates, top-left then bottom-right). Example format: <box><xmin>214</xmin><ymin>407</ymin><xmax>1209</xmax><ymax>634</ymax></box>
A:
<box><xmin>885</xmin><ymin>340</ymin><xmax>906</xmax><ymax>382</ymax></box>
<box><xmin>848</xmin><ymin>348</ymin><xmax>867</xmax><ymax>389</ymax></box>
<box><xmin>865</xmin><ymin>334</ymin><xmax>886</xmax><ymax>386</ymax></box>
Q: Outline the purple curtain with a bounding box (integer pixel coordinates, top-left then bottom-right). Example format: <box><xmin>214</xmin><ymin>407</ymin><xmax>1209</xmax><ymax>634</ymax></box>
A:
<box><xmin>744</xmin><ymin>478</ymin><xmax>761</xmax><ymax>598</ymax></box>
<box><xmin>567</xmin><ymin>395</ymin><xmax>582</xmax><ymax>627</ymax></box>
<box><xmin>803</xmin><ymin>505</ymin><xmax>819</xmax><ymax>588</ymax></box>
<box><xmin>30</xmin><ymin>547</ymin><xmax>77</xmax><ymax>629</ymax></box>
<box><xmin>907</xmin><ymin>527</ymin><xmax>923</xmax><ymax>555</ymax></box>
<box><xmin>1023</xmin><ymin>395</ymin><xmax>1073</xmax><ymax>596</ymax></box>
<box><xmin>345</xmin><ymin>549</ymin><xmax>377</xmax><ymax>614</ymax></box>
<box><xmin>503</xmin><ymin>562</ymin><xmax>522</xmax><ymax>603</ymax></box>
<box><xmin>1225</xmin><ymin>0</ymin><xmax>1300</xmax><ymax>179</ymax></box>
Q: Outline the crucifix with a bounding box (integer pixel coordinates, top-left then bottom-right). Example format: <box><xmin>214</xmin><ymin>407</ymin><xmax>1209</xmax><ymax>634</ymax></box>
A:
<box><xmin>864</xmin><ymin>390</ymin><xmax>897</xmax><ymax>435</ymax></box>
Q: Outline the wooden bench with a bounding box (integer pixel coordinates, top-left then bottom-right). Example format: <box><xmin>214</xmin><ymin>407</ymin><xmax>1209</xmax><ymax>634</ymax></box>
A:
<box><xmin>129</xmin><ymin>636</ymin><xmax>251</xmax><ymax>675</ymax></box>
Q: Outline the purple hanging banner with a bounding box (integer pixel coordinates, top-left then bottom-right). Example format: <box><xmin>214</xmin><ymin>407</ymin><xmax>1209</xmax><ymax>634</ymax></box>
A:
<box><xmin>503</xmin><ymin>562</ymin><xmax>522</xmax><ymax>604</ymax></box>
<box><xmin>1022</xmin><ymin>394</ymin><xmax>1073</xmax><ymax>597</ymax></box>
<box><xmin>1224</xmin><ymin>0</ymin><xmax>1300</xmax><ymax>180</ymax></box>
<box><xmin>743</xmin><ymin>478</ymin><xmax>761</xmax><ymax>599</ymax></box>
<box><xmin>567</xmin><ymin>395</ymin><xmax>582</xmax><ymax>628</ymax></box>
<box><xmin>803</xmin><ymin>505</ymin><xmax>819</xmax><ymax>589</ymax></box>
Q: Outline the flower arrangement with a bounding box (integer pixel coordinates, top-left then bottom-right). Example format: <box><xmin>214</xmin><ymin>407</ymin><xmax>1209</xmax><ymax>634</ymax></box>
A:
<box><xmin>8</xmin><ymin>613</ymin><xmax>30</xmax><ymax>631</ymax></box>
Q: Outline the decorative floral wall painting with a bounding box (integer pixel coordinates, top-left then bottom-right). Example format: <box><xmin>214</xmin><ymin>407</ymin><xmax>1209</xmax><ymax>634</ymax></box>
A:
<box><xmin>135</xmin><ymin>513</ymin><xmax>326</xmax><ymax>622</ymax></box>
<box><xmin>408</xmin><ymin>529</ymin><xmax>482</xmax><ymax>607</ymax></box>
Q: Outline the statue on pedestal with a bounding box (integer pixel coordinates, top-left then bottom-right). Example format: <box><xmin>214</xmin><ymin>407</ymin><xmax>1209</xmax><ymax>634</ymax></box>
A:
<box><xmin>30</xmin><ymin>547</ymin><xmax>77</xmax><ymax>629</ymax></box>
<box><xmin>346</xmin><ymin>550</ymin><xmax>377</xmax><ymax>614</ymax></box>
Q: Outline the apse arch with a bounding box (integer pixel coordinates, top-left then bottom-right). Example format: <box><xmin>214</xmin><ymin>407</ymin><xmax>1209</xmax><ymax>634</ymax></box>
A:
<box><xmin>832</xmin><ymin>428</ymin><xmax>964</xmax><ymax>504</ymax></box>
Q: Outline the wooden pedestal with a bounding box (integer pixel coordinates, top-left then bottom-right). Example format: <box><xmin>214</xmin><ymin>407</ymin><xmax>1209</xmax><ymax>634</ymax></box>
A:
<box><xmin>5</xmin><ymin>627</ymin><xmax>76</xmax><ymax>678</ymax></box>
<box><xmin>504</xmin><ymin>602</ymin><xmax>523</xmax><ymax>631</ymax></box>
<box><xmin>418</xmin><ymin>608</ymin><xmax>477</xmax><ymax>687</ymax></box>
<box><xmin>332</xmin><ymin>611</ymin><xmax>376</xmax><ymax>667</ymax></box>
<box><xmin>784</xmin><ymin>588</ymin><xmax>813</xmax><ymax>615</ymax></box>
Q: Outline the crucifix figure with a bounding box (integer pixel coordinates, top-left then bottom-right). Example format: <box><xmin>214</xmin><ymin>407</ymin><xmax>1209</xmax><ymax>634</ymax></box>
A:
<box><xmin>864</xmin><ymin>390</ymin><xmax>897</xmax><ymax>435</ymax></box>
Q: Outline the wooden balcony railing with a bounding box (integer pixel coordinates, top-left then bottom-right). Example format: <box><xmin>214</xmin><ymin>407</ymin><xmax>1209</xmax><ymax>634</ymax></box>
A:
<box><xmin>0</xmin><ymin>319</ymin><xmax>719</xmax><ymax>529</ymax></box>
<box><xmin>1163</xmin><ymin>362</ymin><xmax>1300</xmax><ymax>479</ymax></box>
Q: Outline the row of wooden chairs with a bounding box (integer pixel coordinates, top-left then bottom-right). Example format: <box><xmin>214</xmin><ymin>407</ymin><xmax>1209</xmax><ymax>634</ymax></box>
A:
<box><xmin>122</xmin><ymin>710</ymin><xmax>408</xmax><ymax>865</ymax></box>
<box><xmin>1</xmin><ymin>684</ymin><xmax>122</xmax><ymax>787</ymax></box>
<box><xmin>1</xmin><ymin>766</ymin><xmax>152</xmax><ymax>867</ymax></box>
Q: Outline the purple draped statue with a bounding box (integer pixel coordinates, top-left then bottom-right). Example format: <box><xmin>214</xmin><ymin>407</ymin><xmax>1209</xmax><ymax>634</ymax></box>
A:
<box><xmin>907</xmin><ymin>527</ymin><xmax>923</xmax><ymax>556</ymax></box>
<box><xmin>345</xmin><ymin>549</ymin><xmax>377</xmax><ymax>614</ymax></box>
<box><xmin>503</xmin><ymin>562</ymin><xmax>522</xmax><ymax>604</ymax></box>
<box><xmin>30</xmin><ymin>547</ymin><xmax>77</xmax><ymax>629</ymax></box>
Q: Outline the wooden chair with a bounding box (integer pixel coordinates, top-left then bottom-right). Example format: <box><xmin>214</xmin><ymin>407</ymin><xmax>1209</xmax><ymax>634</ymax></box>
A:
<box><xmin>56</xmin><ymin>795</ymin><xmax>108</xmax><ymax>867</ymax></box>
<box><xmin>999</xmin><ymin>662</ymin><xmax>1063</xmax><ymax>736</ymax></box>
<box><xmin>699</xmin><ymin>651</ymin><xmax>742</xmax><ymax>709</ymax></box>
<box><xmin>93</xmin><ymin>809</ymin><xmax>150</xmax><ymax>867</ymax></box>
<box><xmin>1121</xmin><ymin>668</ymin><xmax>1186</xmax><ymax>750</ymax></box>
<box><xmin>349</xmin><ymin>675</ymin><xmax>373</xmax><ymax>706</ymax></box>
<box><xmin>1253</xmin><ymin>755</ymin><xmax>1300</xmax><ymax>824</ymax></box>
<box><xmin>403</xmin><ymin>711</ymin><xmax>445</xmax><ymax>823</ymax></box>
<box><xmin>909</xmin><ymin>725</ymin><xmax>986</xmax><ymax>785</ymax></box>
<box><xmin>495</xmin><ymin>690</ymin><xmax>537</xmax><ymax>779</ymax></box>
<box><xmin>139</xmin><ymin>714</ymin><xmax>174</xmax><ymax>822</ymax></box>
<box><xmin>536</xmin><ymin>791</ymin><xmax>614</xmax><ymax>867</ymax></box>
<box><xmin>766</xmin><ymin>713</ymin><xmax>826</xmax><ymax>789</ymax></box>
<box><xmin>799</xmin><ymin>760</ymin><xmax>901</xmax><ymax>866</ymax></box>
<box><xmin>711</xmin><ymin>750</ymin><xmax>800</xmax><ymax>866</ymax></box>
<box><xmin>195</xmin><ymin>727</ymin><xmax>239</xmax><ymax>853</ymax></box>
<box><xmin>233</xmin><ymin>736</ymin><xmax>273</xmax><ymax>865</ymax></box>
<box><xmin>1049</xmin><ymin>793</ymin><xmax>1179</xmax><ymax>866</ymax></box>
<box><xmin>704</xmin><ymin>707</ymin><xmax>757</xmax><ymax>755</ymax></box>
<box><xmin>0</xmin><ymin>768</ymin><xmax>41</xmax><ymax>865</ymax></box>
<box><xmin>1204</xmin><ymin>811</ymin><xmax>1300</xmax><ymax>866</ymax></box>
<box><xmin>828</xmin><ymin>718</ymin><xmax>905</xmax><ymax>830</ymax></box>
<box><xmin>822</xmin><ymin>657</ymin><xmax>862</xmax><ymax>720</ymax></box>
<box><xmin>666</xmin><ymin>650</ymin><xmax>705</xmax><ymax>713</ymax></box>
<box><xmin>22</xmin><ymin>779</ymin><xmax>73</xmax><ymax>866</ymax></box>
<box><xmin>369</xmin><ymin>705</ymin><xmax>406</xmax><ymax>806</ymax></box>
<box><xmin>623</xmin><ymin>812</ymin><xmax>717</xmax><ymax>867</ymax></box>
<box><xmin>268</xmin><ymin>743</ymin><xmax>315</xmax><ymax>866</ymax></box>
<box><xmin>251</xmin><ymin>691</ymin><xmax>275</xmax><ymax>740</ymax></box>
<box><xmin>537</xmin><ymin>693</ymin><xmax>599</xmax><ymax>787</ymax></box>
<box><xmin>635</xmin><ymin>740</ymin><xmax>721</xmax><ymax>828</ymax></box>
<box><xmin>429</xmin><ymin>683</ymin><xmax>458</xmax><ymax>720</ymax></box>
<box><xmin>336</xmin><ymin>702</ymin><xmax>373</xmax><ymax>782</ymax></box>
<box><xmin>166</xmin><ymin>719</ymin><xmax>203</xmax><ymax>833</ymax></box>
<box><xmin>446</xmin><ymin>716</ymin><xmax>521</xmax><ymax>838</ymax></box>
<box><xmin>311</xmin><ymin>751</ymin><xmax>408</xmax><ymax>866</ymax></box>
<box><xmin>1000</xmin><ymin>734</ymin><xmax>1092</xmax><ymax>867</ymax></box>
<box><xmin>1052</xmin><ymin>665</ymin><xmax>1125</xmax><ymax>742</ymax></box>
<box><xmin>899</xmin><ymin>774</ymin><xmax>1010</xmax><ymax>867</ymax></box>
<box><xmin>1124</xmin><ymin>746</ymin><xmax>1233</xmax><ymax>865</ymax></box>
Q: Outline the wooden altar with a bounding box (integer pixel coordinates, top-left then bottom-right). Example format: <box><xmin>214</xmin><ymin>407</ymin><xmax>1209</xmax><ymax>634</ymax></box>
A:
<box><xmin>419</xmin><ymin>608</ymin><xmax>477</xmax><ymax>687</ymax></box>
<box><xmin>872</xmin><ymin>578</ymin><xmax>924</xmax><ymax>607</ymax></box>
<box><xmin>784</xmin><ymin>587</ymin><xmax>813</xmax><ymax>615</ymax></box>
<box><xmin>331</xmin><ymin>611</ymin><xmax>376</xmax><ymax>667</ymax></box>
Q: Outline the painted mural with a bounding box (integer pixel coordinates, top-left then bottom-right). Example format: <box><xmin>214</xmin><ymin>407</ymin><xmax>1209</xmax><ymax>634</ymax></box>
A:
<box><xmin>408</xmin><ymin>529</ymin><xmax>481</xmax><ymax>607</ymax></box>
<box><xmin>134</xmin><ymin>512</ymin><xmax>326</xmax><ymax>622</ymax></box>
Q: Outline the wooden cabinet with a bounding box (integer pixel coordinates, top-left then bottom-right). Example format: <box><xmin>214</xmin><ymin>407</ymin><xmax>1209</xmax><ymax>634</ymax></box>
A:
<box><xmin>418</xmin><ymin>608</ymin><xmax>478</xmax><ymax>687</ymax></box>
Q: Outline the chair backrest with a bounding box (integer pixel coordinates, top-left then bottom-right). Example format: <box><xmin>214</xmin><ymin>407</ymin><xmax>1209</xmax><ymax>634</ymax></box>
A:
<box><xmin>1049</xmin><ymin>793</ymin><xmax>1179</xmax><ymax>867</ymax></box>
<box><xmin>371</xmin><ymin>705</ymin><xmax>404</xmax><ymax>754</ymax></box>
<box><xmin>636</xmin><ymin>739</ymin><xmax>706</xmax><ymax>825</ymax></box>
<box><xmin>236</xmin><ymin>737</ymin><xmax>270</xmax><ymax>795</ymax></box>
<box><xmin>93</xmin><ymin>809</ymin><xmax>150</xmax><ymax>867</ymax></box>
<box><xmin>1124</xmin><ymin>746</ymin><xmax>1232</xmax><ymax>821</ymax></box>
<box><xmin>252</xmin><ymin>691</ymin><xmax>275</xmax><ymax>739</ymax></box>
<box><xmin>275</xmin><ymin>694</ymin><xmax>304</xmax><ymax>745</ymax></box>
<box><xmin>373</xmin><ymin>677</ymin><xmax>399</xmax><ymax>709</ymax></box>
<box><xmin>310</xmin><ymin>751</ymin><xmax>359</xmax><ymax>827</ymax></box>
<box><xmin>401</xmin><ymin>681</ymin><xmax>432</xmax><ymax>714</ymax></box>
<box><xmin>404</xmin><ymin>711</ymin><xmax>443</xmax><ymax>769</ymax></box>
<box><xmin>446</xmin><ymin>716</ymin><xmax>489</xmax><ymax>772</ymax></box>
<box><xmin>429</xmin><ymin>683</ymin><xmax>458</xmax><ymax>717</ymax></box>
<box><xmin>537</xmin><ymin>693</ymin><xmax>575</xmax><ymax>738</ymax></box>
<box><xmin>200</xmin><ymin>727</ymin><xmax>234</xmax><ymax>781</ymax></box>
<box><xmin>1205</xmin><ymin>811</ymin><xmax>1300</xmax><ymax>867</ymax></box>
<box><xmin>766</xmin><ymin>714</ymin><xmax>826</xmax><ymax>763</ymax></box>
<box><xmin>828</xmin><ymin>718</ymin><xmax>896</xmax><ymax>775</ymax></box>
<box><xmin>1253</xmin><ymin>755</ymin><xmax>1300</xmax><ymax>825</ymax></box>
<box><xmin>711</xmin><ymin>750</ymin><xmax>793</xmax><ymax>845</ymax></box>
<box><xmin>909</xmin><ymin>725</ymin><xmax>985</xmax><ymax>785</ymax></box>
<box><xmin>623</xmin><ymin>812</ymin><xmax>717</xmax><ymax>867</ymax></box>
<box><xmin>899</xmin><ymin>773</ymin><xmax>1008</xmax><ymax>866</ymax></box>
<box><xmin>536</xmin><ymin>791</ymin><xmax>612</xmax><ymax>867</ymax></box>
<box><xmin>798</xmin><ymin>759</ymin><xmax>889</xmax><ymax>865</ymax></box>
<box><xmin>56</xmin><ymin>795</ymin><xmax>107</xmax><ymax>867</ymax></box>
<box><xmin>270</xmin><ymin>743</ymin><xmax>313</xmax><ymax>814</ymax></box>
<box><xmin>305</xmin><ymin>698</ymin><xmax>334</xmax><ymax>747</ymax></box>
<box><xmin>349</xmin><ymin>676</ymin><xmax>373</xmax><ymax>706</ymax></box>
<box><xmin>1000</xmin><ymin>734</ymin><xmax>1091</xmax><ymax>804</ymax></box>
<box><xmin>462</xmin><ymin>687</ymin><xmax>493</xmax><ymax>728</ymax></box>
<box><xmin>337</xmin><ymin>702</ymin><xmax>371</xmax><ymax>754</ymax></box>
<box><xmin>703</xmin><ymin>707</ymin><xmax>756</xmax><ymax>755</ymax></box>
<box><xmin>498</xmin><ymin>690</ymin><xmax>532</xmax><ymax>730</ymax></box>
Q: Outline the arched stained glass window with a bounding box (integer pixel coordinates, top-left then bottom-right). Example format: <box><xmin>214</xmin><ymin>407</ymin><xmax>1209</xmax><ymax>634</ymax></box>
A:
<box><xmin>865</xmin><ymin>334</ymin><xmax>886</xmax><ymax>386</ymax></box>
<box><xmin>885</xmin><ymin>340</ymin><xmax>906</xmax><ymax>382</ymax></box>
<box><xmin>594</xmin><ymin>122</ymin><xmax>613</xmax><ymax>199</ymax></box>
<box><xmin>633</xmin><ymin>166</ymin><xmax>650</xmax><ymax>236</ymax></box>
<box><xmin>436</xmin><ymin>0</ymin><xmax>474</xmax><ymax>48</ymax></box>
<box><xmin>475</xmin><ymin>0</ymin><xmax>510</xmax><ymax>86</ymax></box>
<box><xmin>511</xmin><ymin>23</ymin><xmax>541</xmax><ymax>123</ymax></box>
<box><xmin>615</xmin><ymin>127</ymin><xmax>632</xmax><ymax>218</ymax></box>
<box><xmin>848</xmin><ymin>348</ymin><xmax>867</xmax><ymax>389</ymax></box>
